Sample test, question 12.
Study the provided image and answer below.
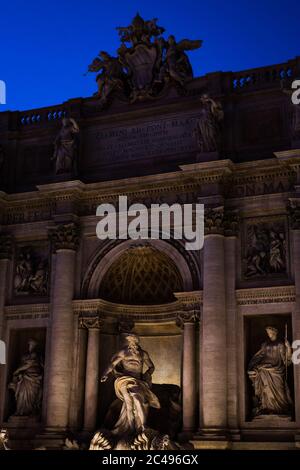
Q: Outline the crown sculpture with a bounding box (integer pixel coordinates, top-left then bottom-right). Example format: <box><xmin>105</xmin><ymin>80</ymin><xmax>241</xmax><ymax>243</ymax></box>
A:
<box><xmin>87</xmin><ymin>13</ymin><xmax>202</xmax><ymax>106</ymax></box>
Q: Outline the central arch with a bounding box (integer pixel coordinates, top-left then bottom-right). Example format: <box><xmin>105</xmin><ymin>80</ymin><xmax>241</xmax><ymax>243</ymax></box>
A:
<box><xmin>82</xmin><ymin>238</ymin><xmax>199</xmax><ymax>299</ymax></box>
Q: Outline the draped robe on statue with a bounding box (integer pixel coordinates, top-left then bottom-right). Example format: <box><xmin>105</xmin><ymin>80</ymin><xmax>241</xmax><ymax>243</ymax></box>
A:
<box><xmin>248</xmin><ymin>340</ymin><xmax>292</xmax><ymax>416</ymax></box>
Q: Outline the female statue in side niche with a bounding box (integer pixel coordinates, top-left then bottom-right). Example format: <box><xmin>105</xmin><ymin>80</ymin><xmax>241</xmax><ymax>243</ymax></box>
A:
<box><xmin>8</xmin><ymin>339</ymin><xmax>44</xmax><ymax>417</ymax></box>
<box><xmin>247</xmin><ymin>326</ymin><xmax>293</xmax><ymax>417</ymax></box>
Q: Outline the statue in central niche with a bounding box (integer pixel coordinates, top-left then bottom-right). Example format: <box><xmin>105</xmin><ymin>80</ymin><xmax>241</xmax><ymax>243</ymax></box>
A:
<box><xmin>100</xmin><ymin>333</ymin><xmax>160</xmax><ymax>435</ymax></box>
<box><xmin>89</xmin><ymin>333</ymin><xmax>189</xmax><ymax>451</ymax></box>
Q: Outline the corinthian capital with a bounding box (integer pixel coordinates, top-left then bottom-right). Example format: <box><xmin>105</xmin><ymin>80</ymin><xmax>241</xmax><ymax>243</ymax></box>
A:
<box><xmin>79</xmin><ymin>316</ymin><xmax>103</xmax><ymax>330</ymax></box>
<box><xmin>176</xmin><ymin>308</ymin><xmax>200</xmax><ymax>328</ymax></box>
<box><xmin>49</xmin><ymin>222</ymin><xmax>81</xmax><ymax>252</ymax></box>
<box><xmin>0</xmin><ymin>233</ymin><xmax>13</xmax><ymax>260</ymax></box>
<box><xmin>204</xmin><ymin>206</ymin><xmax>224</xmax><ymax>235</ymax></box>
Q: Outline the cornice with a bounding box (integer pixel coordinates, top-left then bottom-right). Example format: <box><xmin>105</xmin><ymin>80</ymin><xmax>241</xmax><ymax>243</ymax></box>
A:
<box><xmin>1</xmin><ymin>157</ymin><xmax>298</xmax><ymax>224</ymax></box>
<box><xmin>73</xmin><ymin>298</ymin><xmax>183</xmax><ymax>323</ymax></box>
<box><xmin>4</xmin><ymin>303</ymin><xmax>50</xmax><ymax>320</ymax></box>
<box><xmin>236</xmin><ymin>286</ymin><xmax>295</xmax><ymax>306</ymax></box>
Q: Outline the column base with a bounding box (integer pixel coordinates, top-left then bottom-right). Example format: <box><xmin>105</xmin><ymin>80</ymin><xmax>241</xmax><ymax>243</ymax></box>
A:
<box><xmin>34</xmin><ymin>427</ymin><xmax>68</xmax><ymax>449</ymax></box>
<box><xmin>192</xmin><ymin>429</ymin><xmax>229</xmax><ymax>448</ymax></box>
<box><xmin>196</xmin><ymin>428</ymin><xmax>228</xmax><ymax>439</ymax></box>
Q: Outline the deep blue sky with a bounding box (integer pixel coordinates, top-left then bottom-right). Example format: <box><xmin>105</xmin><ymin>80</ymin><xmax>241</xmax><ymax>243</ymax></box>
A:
<box><xmin>0</xmin><ymin>0</ymin><xmax>299</xmax><ymax>111</ymax></box>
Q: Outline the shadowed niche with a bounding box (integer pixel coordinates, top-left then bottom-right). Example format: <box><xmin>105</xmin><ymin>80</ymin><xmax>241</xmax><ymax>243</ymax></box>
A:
<box><xmin>99</xmin><ymin>245</ymin><xmax>183</xmax><ymax>305</ymax></box>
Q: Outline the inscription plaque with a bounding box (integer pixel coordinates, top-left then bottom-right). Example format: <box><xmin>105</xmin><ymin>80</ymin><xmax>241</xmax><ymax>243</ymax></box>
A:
<box><xmin>84</xmin><ymin>114</ymin><xmax>199</xmax><ymax>165</ymax></box>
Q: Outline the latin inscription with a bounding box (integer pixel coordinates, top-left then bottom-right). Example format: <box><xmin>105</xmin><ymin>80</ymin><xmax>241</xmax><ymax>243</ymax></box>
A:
<box><xmin>85</xmin><ymin>115</ymin><xmax>199</xmax><ymax>164</ymax></box>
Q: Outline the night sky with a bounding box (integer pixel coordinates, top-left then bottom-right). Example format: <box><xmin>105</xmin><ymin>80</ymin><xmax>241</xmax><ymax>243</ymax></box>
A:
<box><xmin>0</xmin><ymin>0</ymin><xmax>299</xmax><ymax>111</ymax></box>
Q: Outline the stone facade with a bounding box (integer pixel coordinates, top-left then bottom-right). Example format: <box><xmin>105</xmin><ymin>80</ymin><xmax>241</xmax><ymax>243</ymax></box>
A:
<box><xmin>1</xmin><ymin>18</ymin><xmax>300</xmax><ymax>449</ymax></box>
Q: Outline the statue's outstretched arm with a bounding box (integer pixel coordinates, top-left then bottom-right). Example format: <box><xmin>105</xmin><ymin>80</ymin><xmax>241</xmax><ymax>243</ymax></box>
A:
<box><xmin>101</xmin><ymin>351</ymin><xmax>123</xmax><ymax>382</ymax></box>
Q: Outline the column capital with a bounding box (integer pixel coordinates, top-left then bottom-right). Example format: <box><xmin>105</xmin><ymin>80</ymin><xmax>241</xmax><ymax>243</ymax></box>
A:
<box><xmin>204</xmin><ymin>206</ymin><xmax>224</xmax><ymax>235</ymax></box>
<box><xmin>288</xmin><ymin>199</ymin><xmax>300</xmax><ymax>230</ymax></box>
<box><xmin>176</xmin><ymin>308</ymin><xmax>200</xmax><ymax>329</ymax></box>
<box><xmin>49</xmin><ymin>222</ymin><xmax>81</xmax><ymax>252</ymax></box>
<box><xmin>0</xmin><ymin>233</ymin><xmax>14</xmax><ymax>260</ymax></box>
<box><xmin>79</xmin><ymin>315</ymin><xmax>103</xmax><ymax>330</ymax></box>
<box><xmin>205</xmin><ymin>207</ymin><xmax>240</xmax><ymax>236</ymax></box>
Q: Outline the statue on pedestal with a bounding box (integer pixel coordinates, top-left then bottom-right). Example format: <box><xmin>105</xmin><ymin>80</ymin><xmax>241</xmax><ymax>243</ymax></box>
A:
<box><xmin>52</xmin><ymin>118</ymin><xmax>79</xmax><ymax>174</ymax></box>
<box><xmin>193</xmin><ymin>94</ymin><xmax>224</xmax><ymax>153</ymax></box>
<box><xmin>8</xmin><ymin>339</ymin><xmax>44</xmax><ymax>417</ymax></box>
<box><xmin>247</xmin><ymin>326</ymin><xmax>293</xmax><ymax>417</ymax></box>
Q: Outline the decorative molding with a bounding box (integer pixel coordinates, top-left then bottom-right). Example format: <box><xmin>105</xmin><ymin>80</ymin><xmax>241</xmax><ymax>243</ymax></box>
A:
<box><xmin>176</xmin><ymin>309</ymin><xmax>200</xmax><ymax>328</ymax></box>
<box><xmin>4</xmin><ymin>303</ymin><xmax>50</xmax><ymax>321</ymax></box>
<box><xmin>236</xmin><ymin>286</ymin><xmax>295</xmax><ymax>306</ymax></box>
<box><xmin>0</xmin><ymin>233</ymin><xmax>13</xmax><ymax>260</ymax></box>
<box><xmin>79</xmin><ymin>316</ymin><xmax>103</xmax><ymax>329</ymax></box>
<box><xmin>49</xmin><ymin>222</ymin><xmax>81</xmax><ymax>252</ymax></box>
<box><xmin>173</xmin><ymin>290</ymin><xmax>203</xmax><ymax>306</ymax></box>
<box><xmin>73</xmin><ymin>298</ymin><xmax>185</xmax><ymax>323</ymax></box>
<box><xmin>0</xmin><ymin>158</ymin><xmax>297</xmax><ymax>227</ymax></box>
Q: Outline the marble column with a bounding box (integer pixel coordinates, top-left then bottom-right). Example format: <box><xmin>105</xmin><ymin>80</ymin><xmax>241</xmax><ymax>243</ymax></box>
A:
<box><xmin>224</xmin><ymin>211</ymin><xmax>240</xmax><ymax>438</ymax></box>
<box><xmin>201</xmin><ymin>207</ymin><xmax>227</xmax><ymax>436</ymax></box>
<box><xmin>0</xmin><ymin>234</ymin><xmax>13</xmax><ymax>422</ymax></box>
<box><xmin>289</xmin><ymin>202</ymin><xmax>300</xmax><ymax>429</ymax></box>
<box><xmin>177</xmin><ymin>309</ymin><xmax>199</xmax><ymax>432</ymax></box>
<box><xmin>45</xmin><ymin>223</ymin><xmax>80</xmax><ymax>431</ymax></box>
<box><xmin>82</xmin><ymin>317</ymin><xmax>102</xmax><ymax>432</ymax></box>
<box><xmin>0</xmin><ymin>234</ymin><xmax>13</xmax><ymax>340</ymax></box>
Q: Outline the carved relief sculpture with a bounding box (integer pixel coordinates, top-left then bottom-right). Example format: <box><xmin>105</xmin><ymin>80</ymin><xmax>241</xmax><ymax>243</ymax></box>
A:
<box><xmin>8</xmin><ymin>339</ymin><xmax>44</xmax><ymax>417</ymax></box>
<box><xmin>243</xmin><ymin>221</ymin><xmax>287</xmax><ymax>279</ymax></box>
<box><xmin>52</xmin><ymin>117</ymin><xmax>79</xmax><ymax>174</ymax></box>
<box><xmin>247</xmin><ymin>326</ymin><xmax>293</xmax><ymax>417</ymax></box>
<box><xmin>14</xmin><ymin>246</ymin><xmax>49</xmax><ymax>296</ymax></box>
<box><xmin>193</xmin><ymin>94</ymin><xmax>224</xmax><ymax>153</ymax></box>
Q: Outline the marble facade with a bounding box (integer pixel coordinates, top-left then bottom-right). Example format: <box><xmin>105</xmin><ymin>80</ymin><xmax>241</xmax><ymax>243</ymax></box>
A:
<box><xmin>0</xmin><ymin>21</ymin><xmax>300</xmax><ymax>448</ymax></box>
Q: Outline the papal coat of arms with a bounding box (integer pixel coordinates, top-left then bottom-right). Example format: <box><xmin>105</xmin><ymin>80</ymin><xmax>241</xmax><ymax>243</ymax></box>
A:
<box><xmin>87</xmin><ymin>13</ymin><xmax>202</xmax><ymax>106</ymax></box>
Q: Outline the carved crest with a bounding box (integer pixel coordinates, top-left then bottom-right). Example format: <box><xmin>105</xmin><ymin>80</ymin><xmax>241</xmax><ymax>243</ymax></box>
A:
<box><xmin>87</xmin><ymin>13</ymin><xmax>202</xmax><ymax>106</ymax></box>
